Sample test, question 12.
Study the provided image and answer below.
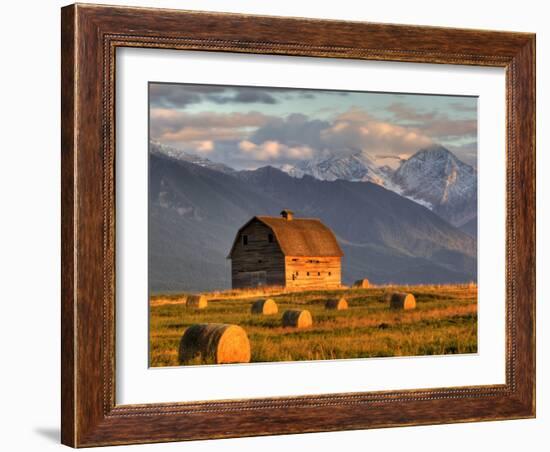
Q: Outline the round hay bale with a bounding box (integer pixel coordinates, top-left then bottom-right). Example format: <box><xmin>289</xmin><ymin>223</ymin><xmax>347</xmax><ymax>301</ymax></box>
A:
<box><xmin>390</xmin><ymin>292</ymin><xmax>416</xmax><ymax>310</ymax></box>
<box><xmin>179</xmin><ymin>323</ymin><xmax>251</xmax><ymax>364</ymax></box>
<box><xmin>178</xmin><ymin>295</ymin><xmax>188</xmax><ymax>305</ymax></box>
<box><xmin>151</xmin><ymin>297</ymin><xmax>169</xmax><ymax>305</ymax></box>
<box><xmin>353</xmin><ymin>278</ymin><xmax>371</xmax><ymax>288</ymax></box>
<box><xmin>282</xmin><ymin>310</ymin><xmax>313</xmax><ymax>328</ymax></box>
<box><xmin>251</xmin><ymin>298</ymin><xmax>278</xmax><ymax>315</ymax></box>
<box><xmin>186</xmin><ymin>294</ymin><xmax>207</xmax><ymax>309</ymax></box>
<box><xmin>325</xmin><ymin>297</ymin><xmax>348</xmax><ymax>310</ymax></box>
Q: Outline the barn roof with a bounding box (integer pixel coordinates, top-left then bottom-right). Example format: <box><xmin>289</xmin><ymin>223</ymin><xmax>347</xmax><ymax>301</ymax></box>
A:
<box><xmin>228</xmin><ymin>216</ymin><xmax>344</xmax><ymax>258</ymax></box>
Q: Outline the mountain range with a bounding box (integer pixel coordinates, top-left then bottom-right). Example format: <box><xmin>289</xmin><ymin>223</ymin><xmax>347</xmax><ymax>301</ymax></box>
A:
<box><xmin>280</xmin><ymin>150</ymin><xmax>387</xmax><ymax>186</ymax></box>
<box><xmin>280</xmin><ymin>144</ymin><xmax>477</xmax><ymax>229</ymax></box>
<box><xmin>150</xmin><ymin>140</ymin><xmax>236</xmax><ymax>174</ymax></box>
<box><xmin>149</xmin><ymin>143</ymin><xmax>477</xmax><ymax>293</ymax></box>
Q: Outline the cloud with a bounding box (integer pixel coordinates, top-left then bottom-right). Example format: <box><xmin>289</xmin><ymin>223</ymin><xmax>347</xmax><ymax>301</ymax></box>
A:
<box><xmin>386</xmin><ymin>103</ymin><xmax>437</xmax><ymax>122</ymax></box>
<box><xmin>150</xmin><ymin>83</ymin><xmax>354</xmax><ymax>109</ymax></box>
<box><xmin>450</xmin><ymin>101</ymin><xmax>478</xmax><ymax>112</ymax></box>
<box><xmin>150</xmin><ymin>108</ymin><xmax>271</xmax><ymax>129</ymax></box>
<box><xmin>195</xmin><ymin>140</ymin><xmax>215</xmax><ymax>152</ymax></box>
<box><xmin>150</xmin><ymin>84</ymin><xmax>286</xmax><ymax>108</ymax></box>
<box><xmin>160</xmin><ymin>128</ymin><xmax>241</xmax><ymax>143</ymax></box>
<box><xmin>149</xmin><ymin>84</ymin><xmax>227</xmax><ymax>108</ymax></box>
<box><xmin>250</xmin><ymin>113</ymin><xmax>330</xmax><ymax>149</ymax></box>
<box><xmin>422</xmin><ymin>119</ymin><xmax>477</xmax><ymax>140</ymax></box>
<box><xmin>208</xmin><ymin>90</ymin><xmax>278</xmax><ymax>105</ymax></box>
<box><xmin>375</xmin><ymin>154</ymin><xmax>407</xmax><ymax>161</ymax></box>
<box><xmin>447</xmin><ymin>141</ymin><xmax>478</xmax><ymax>167</ymax></box>
<box><xmin>150</xmin><ymin>109</ymin><xmax>273</xmax><ymax>145</ymax></box>
<box><xmin>150</xmin><ymin>100</ymin><xmax>477</xmax><ymax>169</ymax></box>
<box><xmin>238</xmin><ymin>140</ymin><xmax>314</xmax><ymax>162</ymax></box>
<box><xmin>386</xmin><ymin>102</ymin><xmax>477</xmax><ymax>140</ymax></box>
<box><xmin>244</xmin><ymin>109</ymin><xmax>436</xmax><ymax>162</ymax></box>
<box><xmin>320</xmin><ymin>109</ymin><xmax>433</xmax><ymax>157</ymax></box>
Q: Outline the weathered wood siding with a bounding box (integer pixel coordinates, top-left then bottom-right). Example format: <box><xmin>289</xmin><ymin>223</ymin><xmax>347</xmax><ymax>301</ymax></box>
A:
<box><xmin>284</xmin><ymin>256</ymin><xmax>341</xmax><ymax>289</ymax></box>
<box><xmin>230</xmin><ymin>220</ymin><xmax>285</xmax><ymax>288</ymax></box>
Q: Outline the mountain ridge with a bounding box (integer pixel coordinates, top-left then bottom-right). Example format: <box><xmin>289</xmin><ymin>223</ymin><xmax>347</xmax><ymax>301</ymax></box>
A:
<box><xmin>282</xmin><ymin>149</ymin><xmax>387</xmax><ymax>185</ymax></box>
<box><xmin>150</xmin><ymin>140</ymin><xmax>236</xmax><ymax>174</ymax></box>
<box><xmin>279</xmin><ymin>143</ymin><xmax>477</xmax><ymax>227</ymax></box>
<box><xmin>150</xmin><ymin>140</ymin><xmax>477</xmax><ymax>228</ymax></box>
<box><xmin>391</xmin><ymin>145</ymin><xmax>477</xmax><ymax>227</ymax></box>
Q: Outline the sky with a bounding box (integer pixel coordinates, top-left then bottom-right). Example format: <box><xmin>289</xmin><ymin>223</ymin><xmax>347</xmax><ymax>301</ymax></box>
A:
<box><xmin>149</xmin><ymin>82</ymin><xmax>478</xmax><ymax>170</ymax></box>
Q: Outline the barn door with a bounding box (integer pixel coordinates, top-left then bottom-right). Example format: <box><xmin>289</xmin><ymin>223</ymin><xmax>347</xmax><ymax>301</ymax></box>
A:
<box><xmin>250</xmin><ymin>271</ymin><xmax>267</xmax><ymax>287</ymax></box>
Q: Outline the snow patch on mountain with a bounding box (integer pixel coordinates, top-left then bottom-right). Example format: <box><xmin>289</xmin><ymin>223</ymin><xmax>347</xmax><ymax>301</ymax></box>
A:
<box><xmin>391</xmin><ymin>145</ymin><xmax>477</xmax><ymax>227</ymax></box>
<box><xmin>279</xmin><ymin>149</ymin><xmax>441</xmax><ymax>210</ymax></box>
<box><xmin>149</xmin><ymin>141</ymin><xmax>235</xmax><ymax>174</ymax></box>
<box><xmin>280</xmin><ymin>150</ymin><xmax>388</xmax><ymax>185</ymax></box>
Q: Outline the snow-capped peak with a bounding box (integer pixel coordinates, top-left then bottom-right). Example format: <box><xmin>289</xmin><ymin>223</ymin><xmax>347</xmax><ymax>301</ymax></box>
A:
<box><xmin>391</xmin><ymin>145</ymin><xmax>477</xmax><ymax>226</ymax></box>
<box><xmin>280</xmin><ymin>149</ymin><xmax>388</xmax><ymax>185</ymax></box>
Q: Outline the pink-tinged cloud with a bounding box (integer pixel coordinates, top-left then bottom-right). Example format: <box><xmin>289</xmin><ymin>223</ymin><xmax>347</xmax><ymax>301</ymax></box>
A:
<box><xmin>150</xmin><ymin>108</ymin><xmax>274</xmax><ymax>141</ymax></box>
<box><xmin>320</xmin><ymin>109</ymin><xmax>433</xmax><ymax>157</ymax></box>
<box><xmin>160</xmin><ymin>127</ymin><xmax>243</xmax><ymax>143</ymax></box>
<box><xmin>238</xmin><ymin>140</ymin><xmax>314</xmax><ymax>161</ymax></box>
<box><xmin>195</xmin><ymin>140</ymin><xmax>215</xmax><ymax>153</ymax></box>
<box><xmin>150</xmin><ymin>104</ymin><xmax>477</xmax><ymax>169</ymax></box>
<box><xmin>150</xmin><ymin>109</ymin><xmax>271</xmax><ymax>128</ymax></box>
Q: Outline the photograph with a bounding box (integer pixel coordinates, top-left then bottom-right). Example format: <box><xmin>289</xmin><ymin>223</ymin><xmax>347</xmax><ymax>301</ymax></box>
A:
<box><xmin>148</xmin><ymin>82</ymin><xmax>479</xmax><ymax>367</ymax></box>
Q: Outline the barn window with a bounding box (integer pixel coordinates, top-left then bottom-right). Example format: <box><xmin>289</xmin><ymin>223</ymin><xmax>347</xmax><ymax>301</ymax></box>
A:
<box><xmin>328</xmin><ymin>272</ymin><xmax>332</xmax><ymax>276</ymax></box>
<box><xmin>242</xmin><ymin>235</ymin><xmax>248</xmax><ymax>245</ymax></box>
<box><xmin>268</xmin><ymin>233</ymin><xmax>274</xmax><ymax>243</ymax></box>
<box><xmin>318</xmin><ymin>272</ymin><xmax>321</xmax><ymax>276</ymax></box>
<box><xmin>307</xmin><ymin>272</ymin><xmax>310</xmax><ymax>276</ymax></box>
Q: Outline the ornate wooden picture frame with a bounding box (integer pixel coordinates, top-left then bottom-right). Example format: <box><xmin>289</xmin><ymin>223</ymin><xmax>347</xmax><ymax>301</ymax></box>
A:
<box><xmin>61</xmin><ymin>3</ymin><xmax>535</xmax><ymax>447</ymax></box>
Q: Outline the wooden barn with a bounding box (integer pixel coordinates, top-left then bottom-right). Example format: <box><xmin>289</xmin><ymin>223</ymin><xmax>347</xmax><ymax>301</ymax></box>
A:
<box><xmin>228</xmin><ymin>210</ymin><xmax>343</xmax><ymax>289</ymax></box>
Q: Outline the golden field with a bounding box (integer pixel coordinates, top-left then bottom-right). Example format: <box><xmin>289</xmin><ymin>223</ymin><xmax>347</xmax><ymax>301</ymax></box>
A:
<box><xmin>149</xmin><ymin>284</ymin><xmax>477</xmax><ymax>367</ymax></box>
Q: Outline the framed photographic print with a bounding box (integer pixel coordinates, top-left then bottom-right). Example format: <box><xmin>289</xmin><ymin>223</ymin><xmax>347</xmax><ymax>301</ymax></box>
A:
<box><xmin>61</xmin><ymin>3</ymin><xmax>536</xmax><ymax>447</ymax></box>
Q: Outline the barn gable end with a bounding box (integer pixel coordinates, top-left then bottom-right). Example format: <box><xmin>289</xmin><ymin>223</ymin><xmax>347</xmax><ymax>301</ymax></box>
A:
<box><xmin>229</xmin><ymin>218</ymin><xmax>286</xmax><ymax>289</ymax></box>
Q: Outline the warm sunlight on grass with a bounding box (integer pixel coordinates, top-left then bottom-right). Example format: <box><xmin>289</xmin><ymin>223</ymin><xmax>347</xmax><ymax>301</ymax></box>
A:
<box><xmin>149</xmin><ymin>284</ymin><xmax>477</xmax><ymax>367</ymax></box>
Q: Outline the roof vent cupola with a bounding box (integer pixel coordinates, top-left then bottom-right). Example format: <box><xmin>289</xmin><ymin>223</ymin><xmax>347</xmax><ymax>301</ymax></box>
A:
<box><xmin>280</xmin><ymin>209</ymin><xmax>294</xmax><ymax>221</ymax></box>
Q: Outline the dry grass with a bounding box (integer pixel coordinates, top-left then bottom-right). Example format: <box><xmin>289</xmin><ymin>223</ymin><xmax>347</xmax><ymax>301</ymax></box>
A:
<box><xmin>149</xmin><ymin>284</ymin><xmax>477</xmax><ymax>367</ymax></box>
